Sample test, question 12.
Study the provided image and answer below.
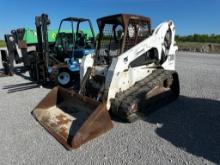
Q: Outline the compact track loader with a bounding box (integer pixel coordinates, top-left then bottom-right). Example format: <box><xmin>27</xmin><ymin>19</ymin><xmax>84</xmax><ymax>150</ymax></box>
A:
<box><xmin>32</xmin><ymin>14</ymin><xmax>180</xmax><ymax>150</ymax></box>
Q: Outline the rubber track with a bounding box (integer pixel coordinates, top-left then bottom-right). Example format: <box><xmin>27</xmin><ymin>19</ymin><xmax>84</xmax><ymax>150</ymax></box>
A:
<box><xmin>110</xmin><ymin>69</ymin><xmax>180</xmax><ymax>122</ymax></box>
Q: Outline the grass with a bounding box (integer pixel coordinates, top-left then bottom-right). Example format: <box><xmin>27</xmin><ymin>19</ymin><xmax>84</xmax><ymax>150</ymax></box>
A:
<box><xmin>0</xmin><ymin>40</ymin><xmax>6</xmax><ymax>48</ymax></box>
<box><xmin>177</xmin><ymin>41</ymin><xmax>220</xmax><ymax>47</ymax></box>
<box><xmin>177</xmin><ymin>41</ymin><xmax>220</xmax><ymax>53</ymax></box>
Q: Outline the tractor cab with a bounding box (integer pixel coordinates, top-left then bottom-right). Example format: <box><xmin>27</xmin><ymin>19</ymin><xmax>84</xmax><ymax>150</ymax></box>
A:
<box><xmin>53</xmin><ymin>17</ymin><xmax>96</xmax><ymax>62</ymax></box>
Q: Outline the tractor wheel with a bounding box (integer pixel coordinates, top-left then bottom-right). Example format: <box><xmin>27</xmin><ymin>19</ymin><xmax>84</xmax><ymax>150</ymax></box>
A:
<box><xmin>57</xmin><ymin>68</ymin><xmax>73</xmax><ymax>88</ymax></box>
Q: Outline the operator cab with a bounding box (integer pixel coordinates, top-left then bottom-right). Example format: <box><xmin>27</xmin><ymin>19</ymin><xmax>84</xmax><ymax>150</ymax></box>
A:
<box><xmin>95</xmin><ymin>14</ymin><xmax>151</xmax><ymax>65</ymax></box>
<box><xmin>53</xmin><ymin>17</ymin><xmax>96</xmax><ymax>62</ymax></box>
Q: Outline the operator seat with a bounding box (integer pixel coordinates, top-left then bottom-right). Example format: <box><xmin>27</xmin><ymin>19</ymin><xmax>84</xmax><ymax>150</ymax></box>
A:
<box><xmin>76</xmin><ymin>32</ymin><xmax>86</xmax><ymax>48</ymax></box>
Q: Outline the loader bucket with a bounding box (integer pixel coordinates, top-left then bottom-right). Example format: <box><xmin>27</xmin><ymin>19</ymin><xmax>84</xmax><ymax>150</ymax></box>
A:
<box><xmin>32</xmin><ymin>87</ymin><xmax>113</xmax><ymax>150</ymax></box>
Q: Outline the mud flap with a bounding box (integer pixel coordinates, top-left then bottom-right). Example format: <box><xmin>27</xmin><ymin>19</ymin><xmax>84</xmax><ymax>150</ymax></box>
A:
<box><xmin>32</xmin><ymin>87</ymin><xmax>113</xmax><ymax>150</ymax></box>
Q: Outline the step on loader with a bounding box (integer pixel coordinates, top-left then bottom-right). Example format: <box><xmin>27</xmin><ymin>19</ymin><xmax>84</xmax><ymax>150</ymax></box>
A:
<box><xmin>32</xmin><ymin>14</ymin><xmax>180</xmax><ymax>150</ymax></box>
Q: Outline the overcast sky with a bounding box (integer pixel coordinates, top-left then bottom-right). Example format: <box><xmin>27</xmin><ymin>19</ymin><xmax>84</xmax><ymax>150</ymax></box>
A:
<box><xmin>0</xmin><ymin>0</ymin><xmax>219</xmax><ymax>38</ymax></box>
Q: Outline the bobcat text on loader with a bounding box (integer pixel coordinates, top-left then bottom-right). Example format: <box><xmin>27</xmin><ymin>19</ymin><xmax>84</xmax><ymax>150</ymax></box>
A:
<box><xmin>32</xmin><ymin>14</ymin><xmax>180</xmax><ymax>150</ymax></box>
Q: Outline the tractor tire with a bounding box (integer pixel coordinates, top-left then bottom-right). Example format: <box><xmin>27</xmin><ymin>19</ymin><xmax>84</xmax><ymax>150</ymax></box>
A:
<box><xmin>57</xmin><ymin>68</ymin><xmax>73</xmax><ymax>88</ymax></box>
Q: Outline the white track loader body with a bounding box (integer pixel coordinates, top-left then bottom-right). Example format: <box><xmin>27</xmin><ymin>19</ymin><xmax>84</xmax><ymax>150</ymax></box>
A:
<box><xmin>81</xmin><ymin>21</ymin><xmax>178</xmax><ymax>109</ymax></box>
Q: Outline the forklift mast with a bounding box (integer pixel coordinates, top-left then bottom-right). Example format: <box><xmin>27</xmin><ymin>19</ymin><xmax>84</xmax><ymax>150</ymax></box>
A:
<box><xmin>35</xmin><ymin>13</ymin><xmax>50</xmax><ymax>68</ymax></box>
<box><xmin>32</xmin><ymin>13</ymin><xmax>51</xmax><ymax>83</ymax></box>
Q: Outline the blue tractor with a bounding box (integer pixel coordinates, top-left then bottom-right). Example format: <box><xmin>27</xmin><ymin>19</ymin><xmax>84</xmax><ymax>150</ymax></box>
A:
<box><xmin>29</xmin><ymin>14</ymin><xmax>96</xmax><ymax>88</ymax></box>
<box><xmin>49</xmin><ymin>17</ymin><xmax>96</xmax><ymax>88</ymax></box>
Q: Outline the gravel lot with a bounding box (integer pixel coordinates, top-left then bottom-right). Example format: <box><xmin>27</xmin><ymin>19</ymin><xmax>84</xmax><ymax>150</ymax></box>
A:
<box><xmin>0</xmin><ymin>52</ymin><xmax>220</xmax><ymax>165</ymax></box>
